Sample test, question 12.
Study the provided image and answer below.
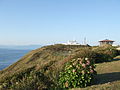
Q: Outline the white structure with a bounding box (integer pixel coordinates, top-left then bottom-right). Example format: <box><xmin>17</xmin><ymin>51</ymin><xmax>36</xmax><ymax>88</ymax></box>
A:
<box><xmin>63</xmin><ymin>40</ymin><xmax>80</xmax><ymax>45</ymax></box>
<box><xmin>116</xmin><ymin>47</ymin><xmax>120</xmax><ymax>50</ymax></box>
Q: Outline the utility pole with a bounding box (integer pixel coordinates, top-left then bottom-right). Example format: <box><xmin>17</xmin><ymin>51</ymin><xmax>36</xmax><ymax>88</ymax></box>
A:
<box><xmin>84</xmin><ymin>37</ymin><xmax>87</xmax><ymax>45</ymax></box>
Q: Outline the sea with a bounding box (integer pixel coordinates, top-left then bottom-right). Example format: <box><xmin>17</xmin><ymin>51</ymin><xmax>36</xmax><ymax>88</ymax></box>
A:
<box><xmin>0</xmin><ymin>49</ymin><xmax>31</xmax><ymax>70</ymax></box>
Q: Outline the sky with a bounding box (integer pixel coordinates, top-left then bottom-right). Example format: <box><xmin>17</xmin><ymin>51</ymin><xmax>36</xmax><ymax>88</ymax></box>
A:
<box><xmin>0</xmin><ymin>0</ymin><xmax>120</xmax><ymax>45</ymax></box>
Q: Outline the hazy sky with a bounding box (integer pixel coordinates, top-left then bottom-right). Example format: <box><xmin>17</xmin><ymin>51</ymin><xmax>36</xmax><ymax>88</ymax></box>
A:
<box><xmin>0</xmin><ymin>0</ymin><xmax>120</xmax><ymax>45</ymax></box>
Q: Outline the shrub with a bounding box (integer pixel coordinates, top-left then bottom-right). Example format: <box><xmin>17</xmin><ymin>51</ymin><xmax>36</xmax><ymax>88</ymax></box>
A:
<box><xmin>58</xmin><ymin>57</ymin><xmax>96</xmax><ymax>89</ymax></box>
<box><xmin>0</xmin><ymin>68</ymin><xmax>55</xmax><ymax>90</ymax></box>
<box><xmin>93</xmin><ymin>46</ymin><xmax>118</xmax><ymax>63</ymax></box>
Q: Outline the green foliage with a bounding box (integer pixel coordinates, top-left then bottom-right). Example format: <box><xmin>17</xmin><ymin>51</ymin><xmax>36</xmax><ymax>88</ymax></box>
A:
<box><xmin>0</xmin><ymin>68</ymin><xmax>55</xmax><ymax>90</ymax></box>
<box><xmin>43</xmin><ymin>44</ymin><xmax>90</xmax><ymax>53</ymax></box>
<box><xmin>93</xmin><ymin>46</ymin><xmax>118</xmax><ymax>63</ymax></box>
<box><xmin>58</xmin><ymin>57</ymin><xmax>96</xmax><ymax>89</ymax></box>
<box><xmin>74</xmin><ymin>48</ymin><xmax>97</xmax><ymax>59</ymax></box>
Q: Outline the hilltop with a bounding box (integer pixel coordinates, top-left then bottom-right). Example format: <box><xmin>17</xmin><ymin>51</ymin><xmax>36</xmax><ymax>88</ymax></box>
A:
<box><xmin>0</xmin><ymin>44</ymin><xmax>89</xmax><ymax>89</ymax></box>
<box><xmin>0</xmin><ymin>44</ymin><xmax>120</xmax><ymax>90</ymax></box>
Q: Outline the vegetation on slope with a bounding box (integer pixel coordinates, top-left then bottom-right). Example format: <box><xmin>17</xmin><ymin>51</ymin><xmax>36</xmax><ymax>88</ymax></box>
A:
<box><xmin>0</xmin><ymin>44</ymin><xmax>91</xmax><ymax>89</ymax></box>
<box><xmin>0</xmin><ymin>44</ymin><xmax>119</xmax><ymax>90</ymax></box>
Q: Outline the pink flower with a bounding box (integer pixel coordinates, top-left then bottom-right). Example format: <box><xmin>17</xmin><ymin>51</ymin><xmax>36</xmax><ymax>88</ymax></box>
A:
<box><xmin>86</xmin><ymin>60</ymin><xmax>90</xmax><ymax>65</ymax></box>
<box><xmin>79</xmin><ymin>61</ymin><xmax>82</xmax><ymax>64</ymax></box>
<box><xmin>90</xmin><ymin>69</ymin><xmax>94</xmax><ymax>73</ymax></box>
<box><xmin>72</xmin><ymin>69</ymin><xmax>76</xmax><ymax>73</ymax></box>
<box><xmin>90</xmin><ymin>66</ymin><xmax>92</xmax><ymax>69</ymax></box>
<box><xmin>90</xmin><ymin>66</ymin><xmax>94</xmax><ymax>69</ymax></box>
<box><xmin>82</xmin><ymin>63</ymin><xmax>86</xmax><ymax>68</ymax></box>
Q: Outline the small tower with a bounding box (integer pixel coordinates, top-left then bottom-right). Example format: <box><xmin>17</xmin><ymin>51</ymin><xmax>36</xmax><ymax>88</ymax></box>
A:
<box><xmin>99</xmin><ymin>39</ymin><xmax>115</xmax><ymax>46</ymax></box>
<box><xmin>84</xmin><ymin>37</ymin><xmax>86</xmax><ymax>45</ymax></box>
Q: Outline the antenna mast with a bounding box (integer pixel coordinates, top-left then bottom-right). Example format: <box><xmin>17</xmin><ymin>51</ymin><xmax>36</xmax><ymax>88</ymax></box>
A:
<box><xmin>84</xmin><ymin>37</ymin><xmax>87</xmax><ymax>45</ymax></box>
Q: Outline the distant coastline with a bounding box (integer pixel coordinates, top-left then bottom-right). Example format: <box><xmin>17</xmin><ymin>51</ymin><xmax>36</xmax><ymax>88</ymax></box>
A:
<box><xmin>0</xmin><ymin>49</ymin><xmax>31</xmax><ymax>70</ymax></box>
<box><xmin>0</xmin><ymin>45</ymin><xmax>42</xmax><ymax>50</ymax></box>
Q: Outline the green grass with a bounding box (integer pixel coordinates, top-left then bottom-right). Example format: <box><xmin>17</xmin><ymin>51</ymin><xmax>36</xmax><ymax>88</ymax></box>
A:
<box><xmin>71</xmin><ymin>59</ymin><xmax>120</xmax><ymax>90</ymax></box>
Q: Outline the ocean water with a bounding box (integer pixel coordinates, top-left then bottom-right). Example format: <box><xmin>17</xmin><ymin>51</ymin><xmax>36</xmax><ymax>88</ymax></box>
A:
<box><xmin>0</xmin><ymin>49</ymin><xmax>31</xmax><ymax>70</ymax></box>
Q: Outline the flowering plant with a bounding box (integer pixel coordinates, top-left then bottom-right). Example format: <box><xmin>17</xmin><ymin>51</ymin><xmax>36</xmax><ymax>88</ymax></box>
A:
<box><xmin>58</xmin><ymin>57</ymin><xmax>96</xmax><ymax>88</ymax></box>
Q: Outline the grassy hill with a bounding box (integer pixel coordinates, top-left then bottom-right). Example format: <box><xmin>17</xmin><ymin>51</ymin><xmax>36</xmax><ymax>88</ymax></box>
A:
<box><xmin>0</xmin><ymin>44</ymin><xmax>120</xmax><ymax>90</ymax></box>
<box><xmin>0</xmin><ymin>44</ymin><xmax>89</xmax><ymax>89</ymax></box>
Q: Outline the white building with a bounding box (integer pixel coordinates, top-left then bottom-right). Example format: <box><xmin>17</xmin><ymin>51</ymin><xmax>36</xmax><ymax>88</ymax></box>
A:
<box><xmin>63</xmin><ymin>40</ymin><xmax>80</xmax><ymax>45</ymax></box>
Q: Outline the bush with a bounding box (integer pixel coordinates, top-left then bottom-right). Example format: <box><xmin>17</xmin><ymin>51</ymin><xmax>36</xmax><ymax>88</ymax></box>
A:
<box><xmin>93</xmin><ymin>46</ymin><xmax>118</xmax><ymax>63</ymax></box>
<box><xmin>58</xmin><ymin>57</ymin><xmax>96</xmax><ymax>89</ymax></box>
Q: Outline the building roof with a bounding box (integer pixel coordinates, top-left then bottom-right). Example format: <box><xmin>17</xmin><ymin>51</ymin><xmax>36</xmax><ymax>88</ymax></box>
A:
<box><xmin>99</xmin><ymin>39</ymin><xmax>115</xmax><ymax>42</ymax></box>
